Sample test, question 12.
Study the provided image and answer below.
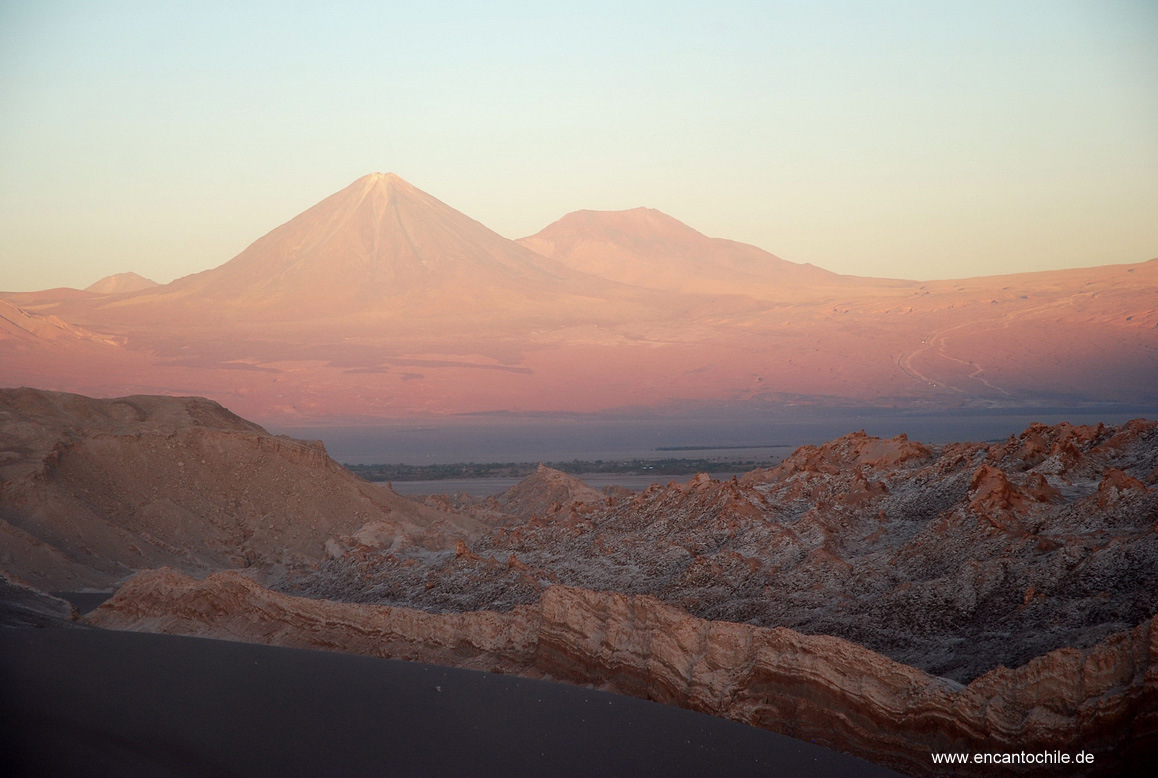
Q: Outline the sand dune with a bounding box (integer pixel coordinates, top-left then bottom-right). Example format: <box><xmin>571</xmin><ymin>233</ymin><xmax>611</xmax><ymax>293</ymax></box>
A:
<box><xmin>0</xmin><ymin>625</ymin><xmax>901</xmax><ymax>778</ymax></box>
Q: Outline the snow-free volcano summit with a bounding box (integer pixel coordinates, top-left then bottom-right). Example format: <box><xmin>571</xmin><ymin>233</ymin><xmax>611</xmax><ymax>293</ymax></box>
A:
<box><xmin>129</xmin><ymin>172</ymin><xmax>656</xmax><ymax>324</ymax></box>
<box><xmin>2</xmin><ymin>173</ymin><xmax>1155</xmax><ymax>423</ymax></box>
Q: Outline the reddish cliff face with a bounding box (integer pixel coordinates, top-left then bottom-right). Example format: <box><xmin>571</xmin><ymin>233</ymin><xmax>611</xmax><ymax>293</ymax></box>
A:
<box><xmin>0</xmin><ymin>388</ymin><xmax>479</xmax><ymax>590</ymax></box>
<box><xmin>91</xmin><ymin>569</ymin><xmax>1157</xmax><ymax>777</ymax></box>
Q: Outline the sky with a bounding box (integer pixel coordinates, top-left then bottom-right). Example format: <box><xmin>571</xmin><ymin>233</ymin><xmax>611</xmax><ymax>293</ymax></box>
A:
<box><xmin>1</xmin><ymin>0</ymin><xmax>1155</xmax><ymax>290</ymax></box>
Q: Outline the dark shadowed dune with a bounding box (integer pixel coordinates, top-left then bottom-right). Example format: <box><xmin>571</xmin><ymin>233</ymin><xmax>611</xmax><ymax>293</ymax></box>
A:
<box><xmin>0</xmin><ymin>626</ymin><xmax>902</xmax><ymax>778</ymax></box>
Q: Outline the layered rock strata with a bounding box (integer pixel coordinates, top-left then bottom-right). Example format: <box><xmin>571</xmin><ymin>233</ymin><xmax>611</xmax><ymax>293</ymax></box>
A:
<box><xmin>92</xmin><ymin>568</ymin><xmax>1157</xmax><ymax>777</ymax></box>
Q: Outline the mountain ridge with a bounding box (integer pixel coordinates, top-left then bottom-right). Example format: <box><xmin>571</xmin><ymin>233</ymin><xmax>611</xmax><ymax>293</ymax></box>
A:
<box><xmin>1</xmin><ymin>173</ymin><xmax>1154</xmax><ymax>421</ymax></box>
<box><xmin>517</xmin><ymin>205</ymin><xmax>846</xmax><ymax>296</ymax></box>
<box><xmin>38</xmin><ymin>174</ymin><xmax>690</xmax><ymax>335</ymax></box>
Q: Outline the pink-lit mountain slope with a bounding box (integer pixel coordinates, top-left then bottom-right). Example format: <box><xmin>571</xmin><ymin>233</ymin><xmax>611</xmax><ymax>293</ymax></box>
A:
<box><xmin>1</xmin><ymin>174</ymin><xmax>1154</xmax><ymax>421</ymax></box>
<box><xmin>54</xmin><ymin>173</ymin><xmax>669</xmax><ymax>334</ymax></box>
<box><xmin>525</xmin><ymin>204</ymin><xmax>1158</xmax><ymax>405</ymax></box>
<box><xmin>0</xmin><ymin>299</ymin><xmax>154</xmax><ymax>397</ymax></box>
<box><xmin>518</xmin><ymin>207</ymin><xmax>853</xmax><ymax>297</ymax></box>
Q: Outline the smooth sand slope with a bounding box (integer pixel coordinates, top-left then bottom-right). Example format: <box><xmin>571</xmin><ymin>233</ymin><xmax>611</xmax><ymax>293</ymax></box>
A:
<box><xmin>0</xmin><ymin>626</ymin><xmax>900</xmax><ymax>778</ymax></box>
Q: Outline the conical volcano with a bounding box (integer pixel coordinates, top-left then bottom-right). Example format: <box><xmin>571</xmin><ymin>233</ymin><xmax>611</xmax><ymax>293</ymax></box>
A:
<box><xmin>151</xmin><ymin>173</ymin><xmax>615</xmax><ymax>322</ymax></box>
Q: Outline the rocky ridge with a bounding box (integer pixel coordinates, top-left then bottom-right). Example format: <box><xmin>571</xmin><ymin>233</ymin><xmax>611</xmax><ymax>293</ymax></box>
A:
<box><xmin>284</xmin><ymin>420</ymin><xmax>1158</xmax><ymax>682</ymax></box>
<box><xmin>91</xmin><ymin>568</ymin><xmax>1157</xmax><ymax>777</ymax></box>
<box><xmin>0</xmin><ymin>388</ymin><xmax>478</xmax><ymax>589</ymax></box>
<box><xmin>0</xmin><ymin>571</ymin><xmax>78</xmax><ymax>627</ymax></box>
<box><xmin>418</xmin><ymin>463</ymin><xmax>608</xmax><ymax>526</ymax></box>
<box><xmin>515</xmin><ymin>206</ymin><xmax>842</xmax><ymax>296</ymax></box>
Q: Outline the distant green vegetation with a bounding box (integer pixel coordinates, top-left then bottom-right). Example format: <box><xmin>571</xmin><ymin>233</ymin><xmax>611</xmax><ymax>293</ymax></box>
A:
<box><xmin>655</xmin><ymin>444</ymin><xmax>791</xmax><ymax>451</ymax></box>
<box><xmin>344</xmin><ymin>457</ymin><xmax>781</xmax><ymax>482</ymax></box>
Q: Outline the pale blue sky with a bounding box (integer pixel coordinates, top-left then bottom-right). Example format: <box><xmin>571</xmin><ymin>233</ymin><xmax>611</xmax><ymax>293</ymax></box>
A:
<box><xmin>1</xmin><ymin>0</ymin><xmax>1155</xmax><ymax>290</ymax></box>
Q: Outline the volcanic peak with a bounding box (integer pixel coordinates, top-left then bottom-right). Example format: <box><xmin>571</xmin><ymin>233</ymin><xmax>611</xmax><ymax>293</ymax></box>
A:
<box><xmin>304</xmin><ymin>171</ymin><xmax>456</xmax><ymax>228</ymax></box>
<box><xmin>151</xmin><ymin>172</ymin><xmax>587</xmax><ymax>317</ymax></box>
<box><xmin>362</xmin><ymin>171</ymin><xmax>405</xmax><ymax>186</ymax></box>
<box><xmin>347</xmin><ymin>171</ymin><xmax>426</xmax><ymax>204</ymax></box>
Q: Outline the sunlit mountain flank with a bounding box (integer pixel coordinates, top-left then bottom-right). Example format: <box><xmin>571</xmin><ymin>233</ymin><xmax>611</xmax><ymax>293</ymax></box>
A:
<box><xmin>2</xmin><ymin>174</ymin><xmax>1154</xmax><ymax>423</ymax></box>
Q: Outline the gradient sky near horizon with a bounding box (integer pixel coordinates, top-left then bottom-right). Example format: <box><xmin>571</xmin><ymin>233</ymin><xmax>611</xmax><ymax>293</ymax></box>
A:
<box><xmin>1</xmin><ymin>1</ymin><xmax>1155</xmax><ymax>290</ymax></box>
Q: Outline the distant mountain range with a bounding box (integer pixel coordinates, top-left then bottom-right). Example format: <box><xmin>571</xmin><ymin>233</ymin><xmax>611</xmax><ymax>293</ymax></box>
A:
<box><xmin>2</xmin><ymin>173</ymin><xmax>1155</xmax><ymax>422</ymax></box>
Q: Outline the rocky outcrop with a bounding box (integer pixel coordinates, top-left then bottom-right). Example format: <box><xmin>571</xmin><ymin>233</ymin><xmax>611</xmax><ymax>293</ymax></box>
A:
<box><xmin>0</xmin><ymin>571</ymin><xmax>78</xmax><ymax>627</ymax></box>
<box><xmin>91</xmin><ymin>569</ymin><xmax>1158</xmax><ymax>777</ymax></box>
<box><xmin>90</xmin><ymin>568</ymin><xmax>539</xmax><ymax>675</ymax></box>
<box><xmin>496</xmin><ymin>464</ymin><xmax>607</xmax><ymax>521</ymax></box>
<box><xmin>416</xmin><ymin>464</ymin><xmax>609</xmax><ymax>527</ymax></box>
<box><xmin>281</xmin><ymin>419</ymin><xmax>1158</xmax><ymax>683</ymax></box>
<box><xmin>0</xmin><ymin>388</ymin><xmax>479</xmax><ymax>589</ymax></box>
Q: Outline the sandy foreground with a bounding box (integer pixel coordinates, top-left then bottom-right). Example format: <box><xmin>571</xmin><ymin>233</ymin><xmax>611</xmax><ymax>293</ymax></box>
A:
<box><xmin>1</xmin><ymin>625</ymin><xmax>901</xmax><ymax>778</ymax></box>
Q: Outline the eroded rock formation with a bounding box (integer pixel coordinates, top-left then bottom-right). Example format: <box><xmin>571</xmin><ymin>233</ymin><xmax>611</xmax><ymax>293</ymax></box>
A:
<box><xmin>92</xmin><ymin>568</ymin><xmax>1157</xmax><ymax>777</ymax></box>
<box><xmin>6</xmin><ymin>391</ymin><xmax>1155</xmax><ymax>775</ymax></box>
<box><xmin>0</xmin><ymin>388</ymin><xmax>479</xmax><ymax>589</ymax></box>
<box><xmin>0</xmin><ymin>571</ymin><xmax>78</xmax><ymax>627</ymax></box>
<box><xmin>286</xmin><ymin>420</ymin><xmax>1158</xmax><ymax>683</ymax></box>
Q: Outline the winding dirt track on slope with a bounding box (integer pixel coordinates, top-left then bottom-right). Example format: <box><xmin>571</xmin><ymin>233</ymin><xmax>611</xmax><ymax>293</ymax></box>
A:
<box><xmin>896</xmin><ymin>320</ymin><xmax>1010</xmax><ymax>397</ymax></box>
